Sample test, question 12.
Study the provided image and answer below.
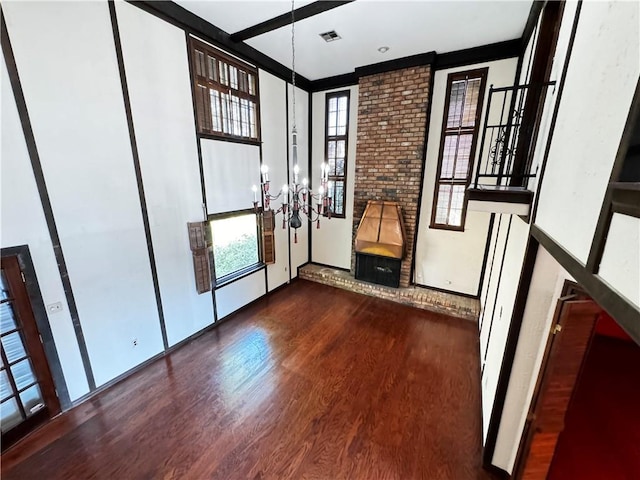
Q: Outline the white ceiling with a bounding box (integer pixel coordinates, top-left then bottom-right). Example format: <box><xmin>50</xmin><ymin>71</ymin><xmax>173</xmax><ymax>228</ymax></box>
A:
<box><xmin>175</xmin><ymin>0</ymin><xmax>533</xmax><ymax>81</ymax></box>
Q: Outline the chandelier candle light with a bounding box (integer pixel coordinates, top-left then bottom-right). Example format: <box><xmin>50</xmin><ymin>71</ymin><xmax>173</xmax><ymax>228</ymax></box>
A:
<box><xmin>252</xmin><ymin>0</ymin><xmax>331</xmax><ymax>242</ymax></box>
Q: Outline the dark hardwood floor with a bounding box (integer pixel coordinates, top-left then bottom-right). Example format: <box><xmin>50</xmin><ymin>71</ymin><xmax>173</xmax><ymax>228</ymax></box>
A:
<box><xmin>1</xmin><ymin>280</ymin><xmax>493</xmax><ymax>479</ymax></box>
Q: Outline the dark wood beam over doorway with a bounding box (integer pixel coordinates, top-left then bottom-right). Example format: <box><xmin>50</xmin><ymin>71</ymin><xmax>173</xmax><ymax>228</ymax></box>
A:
<box><xmin>229</xmin><ymin>1</ymin><xmax>355</xmax><ymax>42</ymax></box>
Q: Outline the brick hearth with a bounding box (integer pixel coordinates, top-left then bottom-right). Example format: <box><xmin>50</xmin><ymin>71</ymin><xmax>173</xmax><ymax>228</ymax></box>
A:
<box><xmin>299</xmin><ymin>264</ymin><xmax>480</xmax><ymax>321</ymax></box>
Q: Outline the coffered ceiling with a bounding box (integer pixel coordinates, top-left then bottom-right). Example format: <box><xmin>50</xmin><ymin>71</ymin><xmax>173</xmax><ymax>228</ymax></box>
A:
<box><xmin>174</xmin><ymin>0</ymin><xmax>533</xmax><ymax>80</ymax></box>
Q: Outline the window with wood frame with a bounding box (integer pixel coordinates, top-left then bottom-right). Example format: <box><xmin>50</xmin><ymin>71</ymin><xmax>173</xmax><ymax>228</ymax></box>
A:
<box><xmin>209</xmin><ymin>210</ymin><xmax>261</xmax><ymax>283</ymax></box>
<box><xmin>431</xmin><ymin>68</ymin><xmax>487</xmax><ymax>230</ymax></box>
<box><xmin>324</xmin><ymin>90</ymin><xmax>350</xmax><ymax>218</ymax></box>
<box><xmin>190</xmin><ymin>38</ymin><xmax>260</xmax><ymax>141</ymax></box>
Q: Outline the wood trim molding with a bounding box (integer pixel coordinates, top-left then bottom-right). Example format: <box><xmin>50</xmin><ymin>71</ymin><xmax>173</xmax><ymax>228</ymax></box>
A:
<box><xmin>434</xmin><ymin>39</ymin><xmax>521</xmax><ymax>71</ymax></box>
<box><xmin>532</xmin><ymin>225</ymin><xmax>640</xmax><ymax>343</ymax></box>
<box><xmin>229</xmin><ymin>1</ymin><xmax>354</xmax><ymax>42</ymax></box>
<box><xmin>586</xmin><ymin>78</ymin><xmax>640</xmax><ymax>273</ymax></box>
<box><xmin>521</xmin><ymin>1</ymin><xmax>546</xmax><ymax>52</ymax></box>
<box><xmin>611</xmin><ymin>182</ymin><xmax>640</xmax><ymax>218</ymax></box>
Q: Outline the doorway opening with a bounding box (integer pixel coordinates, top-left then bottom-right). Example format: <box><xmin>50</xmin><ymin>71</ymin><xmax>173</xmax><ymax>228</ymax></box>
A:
<box><xmin>1</xmin><ymin>250</ymin><xmax>62</xmax><ymax>451</ymax></box>
<box><xmin>514</xmin><ymin>281</ymin><xmax>640</xmax><ymax>478</ymax></box>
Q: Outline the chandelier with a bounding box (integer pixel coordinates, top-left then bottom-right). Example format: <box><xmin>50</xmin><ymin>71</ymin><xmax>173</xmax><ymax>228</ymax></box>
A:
<box><xmin>252</xmin><ymin>0</ymin><xmax>331</xmax><ymax>243</ymax></box>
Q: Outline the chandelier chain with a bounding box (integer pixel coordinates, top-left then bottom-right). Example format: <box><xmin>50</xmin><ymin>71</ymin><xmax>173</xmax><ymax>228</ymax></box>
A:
<box><xmin>291</xmin><ymin>0</ymin><xmax>296</xmax><ymax>129</ymax></box>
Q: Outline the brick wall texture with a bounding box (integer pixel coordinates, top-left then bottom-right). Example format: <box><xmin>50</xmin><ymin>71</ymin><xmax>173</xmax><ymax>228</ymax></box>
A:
<box><xmin>352</xmin><ymin>65</ymin><xmax>431</xmax><ymax>288</ymax></box>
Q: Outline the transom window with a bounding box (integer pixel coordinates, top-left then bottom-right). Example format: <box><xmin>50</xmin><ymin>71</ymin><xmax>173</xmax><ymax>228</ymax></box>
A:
<box><xmin>431</xmin><ymin>68</ymin><xmax>487</xmax><ymax>230</ymax></box>
<box><xmin>190</xmin><ymin>38</ymin><xmax>260</xmax><ymax>141</ymax></box>
<box><xmin>324</xmin><ymin>90</ymin><xmax>350</xmax><ymax>218</ymax></box>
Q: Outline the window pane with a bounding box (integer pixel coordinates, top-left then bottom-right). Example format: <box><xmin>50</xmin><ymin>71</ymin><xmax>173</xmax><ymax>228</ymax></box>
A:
<box><xmin>448</xmin><ymin>185</ymin><xmax>466</xmax><ymax>227</ymax></box>
<box><xmin>1</xmin><ymin>302</ymin><xmax>17</xmax><ymax>334</ymax></box>
<box><xmin>207</xmin><ymin>55</ymin><xmax>217</xmax><ymax>81</ymax></box>
<box><xmin>210</xmin><ymin>90</ymin><xmax>222</xmax><ymax>132</ymax></box>
<box><xmin>248</xmin><ymin>74</ymin><xmax>256</xmax><ymax>95</ymax></box>
<box><xmin>11</xmin><ymin>358</ymin><xmax>36</xmax><ymax>391</ymax></box>
<box><xmin>249</xmin><ymin>102</ymin><xmax>257</xmax><ymax>138</ymax></box>
<box><xmin>20</xmin><ymin>384</ymin><xmax>44</xmax><ymax>416</ymax></box>
<box><xmin>229</xmin><ymin>66</ymin><xmax>238</xmax><ymax>89</ymax></box>
<box><xmin>441</xmin><ymin>136</ymin><xmax>458</xmax><ymax>179</ymax></box>
<box><xmin>1</xmin><ymin>370</ymin><xmax>13</xmax><ymax>402</ymax></box>
<box><xmin>0</xmin><ymin>270</ymin><xmax>9</xmax><ymax>300</ymax></box>
<box><xmin>435</xmin><ymin>184</ymin><xmax>451</xmax><ymax>224</ymax></box>
<box><xmin>332</xmin><ymin>180</ymin><xmax>345</xmax><ymax>216</ymax></box>
<box><xmin>1</xmin><ymin>397</ymin><xmax>22</xmax><ymax>432</ymax></box>
<box><xmin>219</xmin><ymin>61</ymin><xmax>228</xmax><ymax>86</ymax></box>
<box><xmin>454</xmin><ymin>134</ymin><xmax>473</xmax><ymax>179</ymax></box>
<box><xmin>2</xmin><ymin>331</ymin><xmax>27</xmax><ymax>364</ymax></box>
<box><xmin>195</xmin><ymin>50</ymin><xmax>205</xmax><ymax>77</ymax></box>
<box><xmin>211</xmin><ymin>213</ymin><xmax>259</xmax><ymax>279</ymax></box>
<box><xmin>447</xmin><ymin>80</ymin><xmax>466</xmax><ymax>128</ymax></box>
<box><xmin>335</xmin><ymin>140</ymin><xmax>346</xmax><ymax>176</ymax></box>
<box><xmin>461</xmin><ymin>78</ymin><xmax>482</xmax><ymax>127</ymax></box>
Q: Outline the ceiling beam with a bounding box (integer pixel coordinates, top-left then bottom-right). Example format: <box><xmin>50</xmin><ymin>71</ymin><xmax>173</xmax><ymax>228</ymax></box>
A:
<box><xmin>229</xmin><ymin>1</ymin><xmax>355</xmax><ymax>42</ymax></box>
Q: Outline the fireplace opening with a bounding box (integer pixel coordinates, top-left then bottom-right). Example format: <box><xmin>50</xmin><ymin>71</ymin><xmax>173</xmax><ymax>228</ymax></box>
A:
<box><xmin>354</xmin><ymin>201</ymin><xmax>406</xmax><ymax>288</ymax></box>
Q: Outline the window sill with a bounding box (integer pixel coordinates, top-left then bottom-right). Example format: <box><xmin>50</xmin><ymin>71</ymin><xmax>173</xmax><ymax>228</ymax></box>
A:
<box><xmin>214</xmin><ymin>263</ymin><xmax>265</xmax><ymax>290</ymax></box>
<box><xmin>198</xmin><ymin>132</ymin><xmax>261</xmax><ymax>147</ymax></box>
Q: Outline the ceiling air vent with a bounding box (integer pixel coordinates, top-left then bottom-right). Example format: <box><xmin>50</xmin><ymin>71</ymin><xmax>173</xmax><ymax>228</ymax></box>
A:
<box><xmin>319</xmin><ymin>30</ymin><xmax>341</xmax><ymax>42</ymax></box>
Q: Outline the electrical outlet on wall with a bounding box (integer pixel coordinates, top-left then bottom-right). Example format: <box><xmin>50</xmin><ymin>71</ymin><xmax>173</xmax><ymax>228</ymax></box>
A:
<box><xmin>47</xmin><ymin>302</ymin><xmax>63</xmax><ymax>314</ymax></box>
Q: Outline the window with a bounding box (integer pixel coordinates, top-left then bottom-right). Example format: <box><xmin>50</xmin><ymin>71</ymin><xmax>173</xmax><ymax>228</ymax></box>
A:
<box><xmin>324</xmin><ymin>90</ymin><xmax>350</xmax><ymax>217</ymax></box>
<box><xmin>190</xmin><ymin>38</ymin><xmax>260</xmax><ymax>142</ymax></box>
<box><xmin>209</xmin><ymin>211</ymin><xmax>261</xmax><ymax>282</ymax></box>
<box><xmin>431</xmin><ymin>69</ymin><xmax>487</xmax><ymax>230</ymax></box>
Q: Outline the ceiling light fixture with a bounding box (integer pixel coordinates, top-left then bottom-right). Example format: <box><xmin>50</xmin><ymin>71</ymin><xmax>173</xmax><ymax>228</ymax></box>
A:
<box><xmin>253</xmin><ymin>0</ymin><xmax>332</xmax><ymax>242</ymax></box>
<box><xmin>378</xmin><ymin>46</ymin><xmax>390</xmax><ymax>53</ymax></box>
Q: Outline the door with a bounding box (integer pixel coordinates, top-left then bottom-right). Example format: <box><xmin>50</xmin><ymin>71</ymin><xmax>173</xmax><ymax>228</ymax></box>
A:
<box><xmin>1</xmin><ymin>256</ymin><xmax>60</xmax><ymax>450</ymax></box>
<box><xmin>514</xmin><ymin>293</ymin><xmax>601</xmax><ymax>479</ymax></box>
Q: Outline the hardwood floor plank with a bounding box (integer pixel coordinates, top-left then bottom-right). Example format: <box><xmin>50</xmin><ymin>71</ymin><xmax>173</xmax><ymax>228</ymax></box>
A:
<box><xmin>1</xmin><ymin>280</ymin><xmax>494</xmax><ymax>479</ymax></box>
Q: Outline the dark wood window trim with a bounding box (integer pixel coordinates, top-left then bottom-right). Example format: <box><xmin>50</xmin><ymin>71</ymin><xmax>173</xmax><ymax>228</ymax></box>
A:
<box><xmin>430</xmin><ymin>68</ymin><xmax>488</xmax><ymax>231</ymax></box>
<box><xmin>189</xmin><ymin>37</ymin><xmax>261</xmax><ymax>142</ymax></box>
<box><xmin>324</xmin><ymin>90</ymin><xmax>350</xmax><ymax>218</ymax></box>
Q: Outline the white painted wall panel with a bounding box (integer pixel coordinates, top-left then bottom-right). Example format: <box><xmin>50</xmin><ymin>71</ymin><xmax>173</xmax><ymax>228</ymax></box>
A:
<box><xmin>479</xmin><ymin>214</ymin><xmax>509</xmax><ymax>361</ymax></box>
<box><xmin>288</xmin><ymin>85</ymin><xmax>309</xmax><ymax>275</ymax></box>
<box><xmin>202</xmin><ymin>140</ymin><xmax>261</xmax><ymax>215</ymax></box>
<box><xmin>599</xmin><ymin>213</ymin><xmax>640</xmax><ymax>308</ymax></box>
<box><xmin>259</xmin><ymin>70</ymin><xmax>290</xmax><ymax>290</ymax></box>
<box><xmin>481</xmin><ymin>215</ymin><xmax>529</xmax><ymax>441</ymax></box>
<box><xmin>216</xmin><ymin>271</ymin><xmax>266</xmax><ymax>319</ymax></box>
<box><xmin>414</xmin><ymin>58</ymin><xmax>517</xmax><ymax>296</ymax></box>
<box><xmin>492</xmin><ymin>249</ymin><xmax>572</xmax><ymax>472</ymax></box>
<box><xmin>4</xmin><ymin>2</ymin><xmax>164</xmax><ymax>387</ymax></box>
<box><xmin>535</xmin><ymin>1</ymin><xmax>640</xmax><ymax>263</ymax></box>
<box><xmin>1</xmin><ymin>60</ymin><xmax>90</xmax><ymax>401</ymax></box>
<box><xmin>116</xmin><ymin>1</ymin><xmax>214</xmax><ymax>346</ymax></box>
<box><xmin>311</xmin><ymin>86</ymin><xmax>358</xmax><ymax>270</ymax></box>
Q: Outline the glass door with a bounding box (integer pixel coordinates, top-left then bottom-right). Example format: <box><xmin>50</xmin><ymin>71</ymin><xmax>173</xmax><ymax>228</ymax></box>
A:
<box><xmin>1</xmin><ymin>256</ymin><xmax>60</xmax><ymax>450</ymax></box>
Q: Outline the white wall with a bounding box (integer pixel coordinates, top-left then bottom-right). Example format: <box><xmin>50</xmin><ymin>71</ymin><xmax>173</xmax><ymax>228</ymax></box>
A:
<box><xmin>599</xmin><ymin>213</ymin><xmax>640</xmax><ymax>309</ymax></box>
<box><xmin>216</xmin><ymin>271</ymin><xmax>266</xmax><ymax>319</ymax></box>
<box><xmin>3</xmin><ymin>1</ymin><xmax>164</xmax><ymax>387</ymax></box>
<box><xmin>535</xmin><ymin>1</ymin><xmax>640</xmax><ymax>263</ymax></box>
<box><xmin>480</xmin><ymin>215</ymin><xmax>529</xmax><ymax>440</ymax></box>
<box><xmin>202</xmin><ymin>140</ymin><xmax>262</xmax><ymax>215</ymax></box>
<box><xmin>414</xmin><ymin>58</ymin><xmax>518</xmax><ymax>296</ymax></box>
<box><xmin>260</xmin><ymin>70</ymin><xmax>290</xmax><ymax>291</ymax></box>
<box><xmin>116</xmin><ymin>1</ymin><xmax>214</xmax><ymax>347</ymax></box>
<box><xmin>288</xmin><ymin>85</ymin><xmax>310</xmax><ymax>275</ymax></box>
<box><xmin>2</xmin><ymin>1</ymin><xmax>300</xmax><ymax>401</ymax></box>
<box><xmin>1</xmin><ymin>59</ymin><xmax>90</xmax><ymax>401</ymax></box>
<box><xmin>492</xmin><ymin>248</ymin><xmax>572</xmax><ymax>472</ymax></box>
<box><xmin>310</xmin><ymin>85</ymin><xmax>359</xmax><ymax>270</ymax></box>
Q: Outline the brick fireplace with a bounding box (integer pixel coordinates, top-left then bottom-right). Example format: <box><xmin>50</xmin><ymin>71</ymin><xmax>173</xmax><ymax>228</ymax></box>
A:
<box><xmin>352</xmin><ymin>65</ymin><xmax>432</xmax><ymax>288</ymax></box>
